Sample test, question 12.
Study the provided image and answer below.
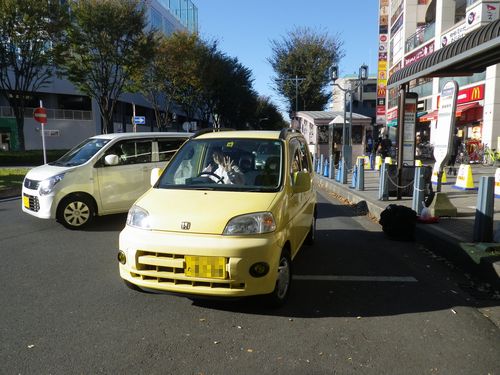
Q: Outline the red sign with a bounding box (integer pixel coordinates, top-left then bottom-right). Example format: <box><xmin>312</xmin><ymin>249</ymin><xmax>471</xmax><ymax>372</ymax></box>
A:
<box><xmin>436</xmin><ymin>84</ymin><xmax>485</xmax><ymax>107</ymax></box>
<box><xmin>34</xmin><ymin>107</ymin><xmax>47</xmax><ymax>124</ymax></box>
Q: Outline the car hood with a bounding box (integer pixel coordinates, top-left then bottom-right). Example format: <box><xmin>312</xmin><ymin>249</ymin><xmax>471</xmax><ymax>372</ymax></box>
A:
<box><xmin>136</xmin><ymin>188</ymin><xmax>279</xmax><ymax>234</ymax></box>
<box><xmin>24</xmin><ymin>164</ymin><xmax>74</xmax><ymax>181</ymax></box>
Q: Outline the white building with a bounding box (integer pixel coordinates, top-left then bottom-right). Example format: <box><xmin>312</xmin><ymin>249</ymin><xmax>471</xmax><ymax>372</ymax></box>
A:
<box><xmin>0</xmin><ymin>0</ymin><xmax>198</xmax><ymax>151</ymax></box>
<box><xmin>378</xmin><ymin>0</ymin><xmax>500</xmax><ymax>161</ymax></box>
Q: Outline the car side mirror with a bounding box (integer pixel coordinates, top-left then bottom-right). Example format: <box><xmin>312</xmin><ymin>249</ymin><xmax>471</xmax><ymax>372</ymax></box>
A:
<box><xmin>292</xmin><ymin>171</ymin><xmax>311</xmax><ymax>193</ymax></box>
<box><xmin>150</xmin><ymin>167</ymin><xmax>162</xmax><ymax>186</ymax></box>
<box><xmin>104</xmin><ymin>154</ymin><xmax>119</xmax><ymax>166</ymax></box>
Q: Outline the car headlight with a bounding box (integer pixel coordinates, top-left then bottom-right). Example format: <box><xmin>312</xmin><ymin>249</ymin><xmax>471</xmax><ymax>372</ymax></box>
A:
<box><xmin>126</xmin><ymin>205</ymin><xmax>151</xmax><ymax>229</ymax></box>
<box><xmin>39</xmin><ymin>173</ymin><xmax>65</xmax><ymax>195</ymax></box>
<box><xmin>223</xmin><ymin>212</ymin><xmax>276</xmax><ymax>235</ymax></box>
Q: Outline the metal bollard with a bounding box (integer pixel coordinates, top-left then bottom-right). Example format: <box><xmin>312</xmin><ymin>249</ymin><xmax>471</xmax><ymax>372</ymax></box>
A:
<box><xmin>335</xmin><ymin>161</ymin><xmax>341</xmax><ymax>182</ymax></box>
<box><xmin>323</xmin><ymin>158</ymin><xmax>329</xmax><ymax>176</ymax></box>
<box><xmin>319</xmin><ymin>155</ymin><xmax>324</xmax><ymax>174</ymax></box>
<box><xmin>378</xmin><ymin>162</ymin><xmax>389</xmax><ymax>201</ymax></box>
<box><xmin>351</xmin><ymin>165</ymin><xmax>357</xmax><ymax>188</ymax></box>
<box><xmin>412</xmin><ymin>166</ymin><xmax>424</xmax><ymax>215</ymax></box>
<box><xmin>340</xmin><ymin>159</ymin><xmax>348</xmax><ymax>184</ymax></box>
<box><xmin>473</xmin><ymin>176</ymin><xmax>495</xmax><ymax>242</ymax></box>
<box><xmin>356</xmin><ymin>157</ymin><xmax>364</xmax><ymax>191</ymax></box>
<box><xmin>329</xmin><ymin>156</ymin><xmax>335</xmax><ymax>179</ymax></box>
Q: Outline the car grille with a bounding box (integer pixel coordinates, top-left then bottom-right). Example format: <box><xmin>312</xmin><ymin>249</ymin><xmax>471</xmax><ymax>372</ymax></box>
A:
<box><xmin>129</xmin><ymin>250</ymin><xmax>245</xmax><ymax>290</ymax></box>
<box><xmin>24</xmin><ymin>178</ymin><xmax>40</xmax><ymax>190</ymax></box>
<box><xmin>24</xmin><ymin>194</ymin><xmax>40</xmax><ymax>212</ymax></box>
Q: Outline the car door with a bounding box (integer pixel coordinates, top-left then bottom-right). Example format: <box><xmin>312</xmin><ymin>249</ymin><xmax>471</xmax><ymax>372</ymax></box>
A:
<box><xmin>96</xmin><ymin>138</ymin><xmax>153</xmax><ymax>213</ymax></box>
<box><xmin>287</xmin><ymin>138</ymin><xmax>306</xmax><ymax>255</ymax></box>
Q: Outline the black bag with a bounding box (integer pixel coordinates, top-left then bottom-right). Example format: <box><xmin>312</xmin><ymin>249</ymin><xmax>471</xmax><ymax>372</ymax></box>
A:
<box><xmin>379</xmin><ymin>204</ymin><xmax>417</xmax><ymax>241</ymax></box>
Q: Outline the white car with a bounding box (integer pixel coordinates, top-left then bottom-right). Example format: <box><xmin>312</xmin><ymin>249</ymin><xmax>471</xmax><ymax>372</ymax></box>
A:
<box><xmin>22</xmin><ymin>132</ymin><xmax>191</xmax><ymax>229</ymax></box>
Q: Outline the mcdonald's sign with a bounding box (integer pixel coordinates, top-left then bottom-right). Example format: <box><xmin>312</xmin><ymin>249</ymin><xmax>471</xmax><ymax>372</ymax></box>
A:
<box><xmin>436</xmin><ymin>84</ymin><xmax>485</xmax><ymax>106</ymax></box>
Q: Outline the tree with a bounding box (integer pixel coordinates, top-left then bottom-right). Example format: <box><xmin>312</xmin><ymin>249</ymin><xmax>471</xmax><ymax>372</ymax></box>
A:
<box><xmin>0</xmin><ymin>0</ymin><xmax>68</xmax><ymax>150</ymax></box>
<box><xmin>56</xmin><ymin>0</ymin><xmax>155</xmax><ymax>134</ymax></box>
<box><xmin>253</xmin><ymin>96</ymin><xmax>288</xmax><ymax>130</ymax></box>
<box><xmin>268</xmin><ymin>26</ymin><xmax>344</xmax><ymax>116</ymax></box>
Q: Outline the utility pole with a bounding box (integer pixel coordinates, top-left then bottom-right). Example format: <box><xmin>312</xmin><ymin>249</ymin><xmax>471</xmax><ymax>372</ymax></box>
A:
<box><xmin>281</xmin><ymin>75</ymin><xmax>305</xmax><ymax>115</ymax></box>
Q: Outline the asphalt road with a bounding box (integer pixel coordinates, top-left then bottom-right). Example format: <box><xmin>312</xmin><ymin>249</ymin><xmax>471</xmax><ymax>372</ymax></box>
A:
<box><xmin>1</xmin><ymin>191</ymin><xmax>499</xmax><ymax>375</ymax></box>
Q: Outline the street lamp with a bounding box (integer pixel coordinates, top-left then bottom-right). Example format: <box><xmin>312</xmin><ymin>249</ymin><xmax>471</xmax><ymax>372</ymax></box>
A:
<box><xmin>330</xmin><ymin>63</ymin><xmax>368</xmax><ymax>170</ymax></box>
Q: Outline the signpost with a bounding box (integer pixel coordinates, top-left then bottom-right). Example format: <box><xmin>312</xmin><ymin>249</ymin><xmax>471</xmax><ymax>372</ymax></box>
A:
<box><xmin>433</xmin><ymin>80</ymin><xmax>459</xmax><ymax>192</ymax></box>
<box><xmin>34</xmin><ymin>102</ymin><xmax>47</xmax><ymax>164</ymax></box>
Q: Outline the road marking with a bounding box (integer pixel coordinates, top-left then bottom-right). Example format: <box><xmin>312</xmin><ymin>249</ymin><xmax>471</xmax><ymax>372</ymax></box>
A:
<box><xmin>293</xmin><ymin>275</ymin><xmax>418</xmax><ymax>283</ymax></box>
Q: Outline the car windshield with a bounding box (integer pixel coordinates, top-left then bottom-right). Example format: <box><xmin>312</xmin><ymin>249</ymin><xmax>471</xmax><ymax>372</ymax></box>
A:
<box><xmin>157</xmin><ymin>138</ymin><xmax>283</xmax><ymax>191</ymax></box>
<box><xmin>50</xmin><ymin>138</ymin><xmax>110</xmax><ymax>167</ymax></box>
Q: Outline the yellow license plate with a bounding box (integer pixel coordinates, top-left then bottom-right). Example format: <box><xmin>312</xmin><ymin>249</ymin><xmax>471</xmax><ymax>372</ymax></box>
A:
<box><xmin>185</xmin><ymin>256</ymin><xmax>226</xmax><ymax>279</ymax></box>
<box><xmin>23</xmin><ymin>195</ymin><xmax>30</xmax><ymax>208</ymax></box>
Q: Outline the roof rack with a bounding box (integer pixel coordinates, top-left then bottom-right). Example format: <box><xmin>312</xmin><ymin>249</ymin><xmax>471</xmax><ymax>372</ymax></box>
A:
<box><xmin>192</xmin><ymin>128</ymin><xmax>236</xmax><ymax>138</ymax></box>
<box><xmin>279</xmin><ymin>127</ymin><xmax>301</xmax><ymax>140</ymax></box>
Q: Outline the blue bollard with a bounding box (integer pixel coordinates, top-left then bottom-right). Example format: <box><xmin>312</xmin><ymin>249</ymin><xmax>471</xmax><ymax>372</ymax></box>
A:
<box><xmin>473</xmin><ymin>176</ymin><xmax>495</xmax><ymax>242</ymax></box>
<box><xmin>323</xmin><ymin>159</ymin><xmax>329</xmax><ymax>176</ymax></box>
<box><xmin>329</xmin><ymin>156</ymin><xmax>335</xmax><ymax>179</ymax></box>
<box><xmin>319</xmin><ymin>154</ymin><xmax>324</xmax><ymax>174</ymax></box>
<box><xmin>378</xmin><ymin>163</ymin><xmax>389</xmax><ymax>201</ymax></box>
<box><xmin>351</xmin><ymin>165</ymin><xmax>357</xmax><ymax>188</ymax></box>
<box><xmin>336</xmin><ymin>161</ymin><xmax>341</xmax><ymax>181</ymax></box>
<box><xmin>412</xmin><ymin>166</ymin><xmax>424</xmax><ymax>215</ymax></box>
<box><xmin>356</xmin><ymin>157</ymin><xmax>364</xmax><ymax>191</ymax></box>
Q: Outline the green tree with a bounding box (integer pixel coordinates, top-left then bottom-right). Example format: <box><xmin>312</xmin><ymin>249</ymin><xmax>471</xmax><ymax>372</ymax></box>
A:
<box><xmin>253</xmin><ymin>96</ymin><xmax>288</xmax><ymax>130</ymax></box>
<box><xmin>56</xmin><ymin>0</ymin><xmax>155</xmax><ymax>134</ymax></box>
<box><xmin>268</xmin><ymin>26</ymin><xmax>344</xmax><ymax>117</ymax></box>
<box><xmin>0</xmin><ymin>0</ymin><xmax>69</xmax><ymax>150</ymax></box>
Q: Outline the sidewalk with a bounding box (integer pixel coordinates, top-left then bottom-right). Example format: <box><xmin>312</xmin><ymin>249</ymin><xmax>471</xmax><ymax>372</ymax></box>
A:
<box><xmin>314</xmin><ymin>163</ymin><xmax>500</xmax><ymax>289</ymax></box>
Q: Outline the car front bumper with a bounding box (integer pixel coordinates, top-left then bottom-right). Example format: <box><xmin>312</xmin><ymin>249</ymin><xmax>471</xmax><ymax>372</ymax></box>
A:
<box><xmin>119</xmin><ymin>225</ymin><xmax>283</xmax><ymax>297</ymax></box>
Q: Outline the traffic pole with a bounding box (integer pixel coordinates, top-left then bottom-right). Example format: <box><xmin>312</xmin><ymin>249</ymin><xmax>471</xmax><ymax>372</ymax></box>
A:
<box><xmin>40</xmin><ymin>100</ymin><xmax>47</xmax><ymax>164</ymax></box>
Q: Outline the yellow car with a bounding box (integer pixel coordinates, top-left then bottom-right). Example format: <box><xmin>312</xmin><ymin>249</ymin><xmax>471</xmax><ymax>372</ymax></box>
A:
<box><xmin>118</xmin><ymin>129</ymin><xmax>316</xmax><ymax>306</ymax></box>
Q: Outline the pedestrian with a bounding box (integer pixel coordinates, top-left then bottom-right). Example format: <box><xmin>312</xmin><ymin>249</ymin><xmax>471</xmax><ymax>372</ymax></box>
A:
<box><xmin>380</xmin><ymin>134</ymin><xmax>392</xmax><ymax>158</ymax></box>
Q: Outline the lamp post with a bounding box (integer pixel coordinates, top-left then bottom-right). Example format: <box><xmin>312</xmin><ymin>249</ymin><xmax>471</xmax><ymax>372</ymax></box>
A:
<box><xmin>330</xmin><ymin>63</ymin><xmax>368</xmax><ymax>169</ymax></box>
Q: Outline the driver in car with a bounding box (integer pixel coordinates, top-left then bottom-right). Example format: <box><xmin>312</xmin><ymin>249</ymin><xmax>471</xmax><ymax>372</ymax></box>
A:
<box><xmin>203</xmin><ymin>150</ymin><xmax>244</xmax><ymax>184</ymax></box>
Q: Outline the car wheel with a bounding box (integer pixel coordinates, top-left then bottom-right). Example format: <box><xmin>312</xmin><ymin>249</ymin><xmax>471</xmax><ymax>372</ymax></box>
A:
<box><xmin>305</xmin><ymin>214</ymin><xmax>316</xmax><ymax>245</ymax></box>
<box><xmin>265</xmin><ymin>249</ymin><xmax>292</xmax><ymax>308</ymax></box>
<box><xmin>57</xmin><ymin>195</ymin><xmax>95</xmax><ymax>230</ymax></box>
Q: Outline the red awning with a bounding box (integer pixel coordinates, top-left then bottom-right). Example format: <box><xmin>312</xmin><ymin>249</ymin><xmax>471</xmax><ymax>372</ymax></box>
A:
<box><xmin>419</xmin><ymin>102</ymin><xmax>482</xmax><ymax>122</ymax></box>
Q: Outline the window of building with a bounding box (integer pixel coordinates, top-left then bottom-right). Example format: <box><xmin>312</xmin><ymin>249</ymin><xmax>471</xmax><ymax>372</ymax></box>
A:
<box><xmin>151</xmin><ymin>8</ymin><xmax>163</xmax><ymax>31</ymax></box>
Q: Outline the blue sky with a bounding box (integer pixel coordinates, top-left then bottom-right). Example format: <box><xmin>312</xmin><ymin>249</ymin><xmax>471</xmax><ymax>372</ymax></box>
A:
<box><xmin>195</xmin><ymin>0</ymin><xmax>380</xmax><ymax>113</ymax></box>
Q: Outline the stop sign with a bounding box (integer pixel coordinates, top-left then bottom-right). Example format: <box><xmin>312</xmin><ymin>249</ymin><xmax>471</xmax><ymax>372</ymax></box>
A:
<box><xmin>34</xmin><ymin>107</ymin><xmax>47</xmax><ymax>123</ymax></box>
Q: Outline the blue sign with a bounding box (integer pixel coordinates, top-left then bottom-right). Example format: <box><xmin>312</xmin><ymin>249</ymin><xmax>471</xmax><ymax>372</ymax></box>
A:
<box><xmin>133</xmin><ymin>116</ymin><xmax>146</xmax><ymax>125</ymax></box>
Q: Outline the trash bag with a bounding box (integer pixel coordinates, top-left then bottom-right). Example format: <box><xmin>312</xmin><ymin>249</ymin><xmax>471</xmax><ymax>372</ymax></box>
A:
<box><xmin>379</xmin><ymin>204</ymin><xmax>417</xmax><ymax>241</ymax></box>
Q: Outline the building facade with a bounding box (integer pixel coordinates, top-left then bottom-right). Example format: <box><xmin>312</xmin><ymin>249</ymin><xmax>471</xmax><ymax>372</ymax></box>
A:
<box><xmin>0</xmin><ymin>0</ymin><xmax>198</xmax><ymax>151</ymax></box>
<box><xmin>378</xmin><ymin>0</ymin><xmax>500</xmax><ymax>159</ymax></box>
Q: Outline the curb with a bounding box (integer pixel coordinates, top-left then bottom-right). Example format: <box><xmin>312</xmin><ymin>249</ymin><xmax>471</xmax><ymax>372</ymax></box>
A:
<box><xmin>314</xmin><ymin>175</ymin><xmax>500</xmax><ymax>289</ymax></box>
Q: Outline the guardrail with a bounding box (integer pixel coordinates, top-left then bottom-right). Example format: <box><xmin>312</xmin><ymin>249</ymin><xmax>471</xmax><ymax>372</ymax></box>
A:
<box><xmin>0</xmin><ymin>106</ymin><xmax>92</xmax><ymax>121</ymax></box>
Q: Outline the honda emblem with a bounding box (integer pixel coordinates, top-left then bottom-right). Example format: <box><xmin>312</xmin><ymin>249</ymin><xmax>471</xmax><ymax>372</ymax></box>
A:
<box><xmin>181</xmin><ymin>221</ymin><xmax>191</xmax><ymax>230</ymax></box>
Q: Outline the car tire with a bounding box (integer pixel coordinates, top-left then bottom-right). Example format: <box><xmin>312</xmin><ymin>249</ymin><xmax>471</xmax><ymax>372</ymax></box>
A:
<box><xmin>57</xmin><ymin>195</ymin><xmax>95</xmax><ymax>230</ymax></box>
<box><xmin>305</xmin><ymin>214</ymin><xmax>316</xmax><ymax>246</ymax></box>
<box><xmin>264</xmin><ymin>249</ymin><xmax>292</xmax><ymax>308</ymax></box>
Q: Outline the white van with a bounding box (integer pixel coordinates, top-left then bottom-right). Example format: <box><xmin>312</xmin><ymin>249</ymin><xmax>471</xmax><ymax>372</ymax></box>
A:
<box><xmin>22</xmin><ymin>132</ymin><xmax>191</xmax><ymax>229</ymax></box>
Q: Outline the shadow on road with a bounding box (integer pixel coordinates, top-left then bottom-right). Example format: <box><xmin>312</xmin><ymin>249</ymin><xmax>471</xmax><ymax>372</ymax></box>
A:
<box><xmin>188</xmin><ymin>227</ymin><xmax>499</xmax><ymax>318</ymax></box>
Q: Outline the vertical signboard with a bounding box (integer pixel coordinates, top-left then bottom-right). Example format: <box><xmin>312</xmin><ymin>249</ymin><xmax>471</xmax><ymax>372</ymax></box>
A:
<box><xmin>376</xmin><ymin>0</ymin><xmax>389</xmax><ymax>126</ymax></box>
<box><xmin>403</xmin><ymin>93</ymin><xmax>418</xmax><ymax>165</ymax></box>
<box><xmin>433</xmin><ymin>80</ymin><xmax>459</xmax><ymax>175</ymax></box>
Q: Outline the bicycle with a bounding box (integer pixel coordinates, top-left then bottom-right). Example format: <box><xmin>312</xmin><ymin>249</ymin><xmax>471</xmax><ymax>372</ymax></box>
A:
<box><xmin>482</xmin><ymin>144</ymin><xmax>500</xmax><ymax>167</ymax></box>
<box><xmin>455</xmin><ymin>143</ymin><xmax>469</xmax><ymax>165</ymax></box>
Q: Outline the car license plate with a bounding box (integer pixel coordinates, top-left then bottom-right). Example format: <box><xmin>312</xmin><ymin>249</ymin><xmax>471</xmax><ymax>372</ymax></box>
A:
<box><xmin>23</xmin><ymin>195</ymin><xmax>30</xmax><ymax>208</ymax></box>
<box><xmin>185</xmin><ymin>256</ymin><xmax>226</xmax><ymax>279</ymax></box>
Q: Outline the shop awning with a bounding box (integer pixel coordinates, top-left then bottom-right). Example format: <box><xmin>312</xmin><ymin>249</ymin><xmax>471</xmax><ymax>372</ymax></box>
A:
<box><xmin>388</xmin><ymin>19</ymin><xmax>500</xmax><ymax>89</ymax></box>
<box><xmin>418</xmin><ymin>102</ymin><xmax>482</xmax><ymax>122</ymax></box>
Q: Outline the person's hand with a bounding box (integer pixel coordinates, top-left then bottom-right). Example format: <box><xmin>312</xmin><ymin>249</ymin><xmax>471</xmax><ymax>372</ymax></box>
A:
<box><xmin>222</xmin><ymin>156</ymin><xmax>234</xmax><ymax>172</ymax></box>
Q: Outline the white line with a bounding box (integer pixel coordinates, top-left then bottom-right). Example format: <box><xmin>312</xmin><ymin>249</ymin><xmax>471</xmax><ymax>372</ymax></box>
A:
<box><xmin>293</xmin><ymin>275</ymin><xmax>418</xmax><ymax>283</ymax></box>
